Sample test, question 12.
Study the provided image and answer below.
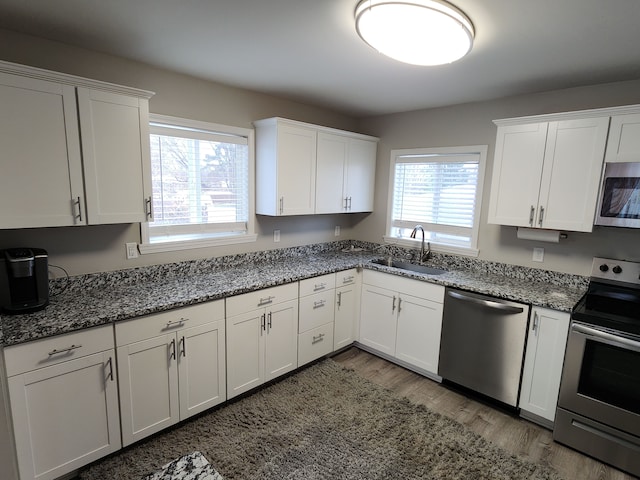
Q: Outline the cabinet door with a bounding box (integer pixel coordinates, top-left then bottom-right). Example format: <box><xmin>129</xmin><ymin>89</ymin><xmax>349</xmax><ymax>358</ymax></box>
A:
<box><xmin>117</xmin><ymin>334</ymin><xmax>179</xmax><ymax>446</ymax></box>
<box><xmin>0</xmin><ymin>73</ymin><xmax>84</xmax><ymax>228</ymax></box>
<box><xmin>345</xmin><ymin>138</ymin><xmax>377</xmax><ymax>212</ymax></box>
<box><xmin>77</xmin><ymin>88</ymin><xmax>151</xmax><ymax>224</ymax></box>
<box><xmin>334</xmin><ymin>283</ymin><xmax>357</xmax><ymax>350</ymax></box>
<box><xmin>177</xmin><ymin>320</ymin><xmax>226</xmax><ymax>420</ymax></box>
<box><xmin>226</xmin><ymin>309</ymin><xmax>265</xmax><ymax>399</ymax></box>
<box><xmin>276</xmin><ymin>123</ymin><xmax>317</xmax><ymax>215</ymax></box>
<box><xmin>359</xmin><ymin>284</ymin><xmax>398</xmax><ymax>356</ymax></box>
<box><xmin>395</xmin><ymin>293</ymin><xmax>443</xmax><ymax>375</ymax></box>
<box><xmin>8</xmin><ymin>351</ymin><xmax>120</xmax><ymax>480</ymax></box>
<box><xmin>265</xmin><ymin>299</ymin><xmax>299</xmax><ymax>382</ymax></box>
<box><xmin>487</xmin><ymin>123</ymin><xmax>548</xmax><ymax>227</ymax></box>
<box><xmin>316</xmin><ymin>132</ymin><xmax>348</xmax><ymax>214</ymax></box>
<box><xmin>538</xmin><ymin>118</ymin><xmax>609</xmax><ymax>232</ymax></box>
<box><xmin>605</xmin><ymin>113</ymin><xmax>640</xmax><ymax>163</ymax></box>
<box><xmin>519</xmin><ymin>308</ymin><xmax>570</xmax><ymax>424</ymax></box>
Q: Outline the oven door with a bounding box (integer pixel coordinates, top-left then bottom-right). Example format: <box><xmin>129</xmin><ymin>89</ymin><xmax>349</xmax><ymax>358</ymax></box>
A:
<box><xmin>557</xmin><ymin>321</ymin><xmax>640</xmax><ymax>437</ymax></box>
<box><xmin>595</xmin><ymin>162</ymin><xmax>640</xmax><ymax>227</ymax></box>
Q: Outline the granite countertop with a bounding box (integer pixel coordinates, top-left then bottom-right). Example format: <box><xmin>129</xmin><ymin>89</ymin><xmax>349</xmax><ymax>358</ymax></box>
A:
<box><xmin>0</xmin><ymin>247</ymin><xmax>587</xmax><ymax>348</ymax></box>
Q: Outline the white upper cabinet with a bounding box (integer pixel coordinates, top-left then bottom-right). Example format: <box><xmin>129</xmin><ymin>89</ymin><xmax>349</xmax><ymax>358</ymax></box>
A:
<box><xmin>77</xmin><ymin>88</ymin><xmax>152</xmax><ymax>224</ymax></box>
<box><xmin>255</xmin><ymin>117</ymin><xmax>377</xmax><ymax>216</ymax></box>
<box><xmin>0</xmin><ymin>61</ymin><xmax>153</xmax><ymax>229</ymax></box>
<box><xmin>604</xmin><ymin>113</ymin><xmax>640</xmax><ymax>163</ymax></box>
<box><xmin>0</xmin><ymin>72</ymin><xmax>84</xmax><ymax>229</ymax></box>
<box><xmin>488</xmin><ymin>115</ymin><xmax>609</xmax><ymax>232</ymax></box>
<box><xmin>316</xmin><ymin>133</ymin><xmax>377</xmax><ymax>213</ymax></box>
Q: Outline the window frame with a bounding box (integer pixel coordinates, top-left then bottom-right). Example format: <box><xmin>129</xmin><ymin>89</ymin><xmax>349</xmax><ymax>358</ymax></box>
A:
<box><xmin>384</xmin><ymin>145</ymin><xmax>487</xmax><ymax>257</ymax></box>
<box><xmin>139</xmin><ymin>114</ymin><xmax>256</xmax><ymax>254</ymax></box>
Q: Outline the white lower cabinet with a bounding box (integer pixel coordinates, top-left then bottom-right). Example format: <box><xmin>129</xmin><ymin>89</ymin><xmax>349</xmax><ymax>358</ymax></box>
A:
<box><xmin>116</xmin><ymin>301</ymin><xmax>226</xmax><ymax>446</ymax></box>
<box><xmin>359</xmin><ymin>270</ymin><xmax>444</xmax><ymax>377</ymax></box>
<box><xmin>334</xmin><ymin>269</ymin><xmax>360</xmax><ymax>351</ymax></box>
<box><xmin>519</xmin><ymin>307</ymin><xmax>570</xmax><ymax>427</ymax></box>
<box><xmin>4</xmin><ymin>325</ymin><xmax>120</xmax><ymax>480</ymax></box>
<box><xmin>226</xmin><ymin>283</ymin><xmax>299</xmax><ymax>399</ymax></box>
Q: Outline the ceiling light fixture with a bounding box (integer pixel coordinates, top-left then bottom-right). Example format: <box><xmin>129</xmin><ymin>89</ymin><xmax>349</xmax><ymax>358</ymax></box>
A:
<box><xmin>355</xmin><ymin>0</ymin><xmax>475</xmax><ymax>66</ymax></box>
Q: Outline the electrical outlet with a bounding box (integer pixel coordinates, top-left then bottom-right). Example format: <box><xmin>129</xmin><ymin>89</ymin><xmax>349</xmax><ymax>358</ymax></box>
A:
<box><xmin>273</xmin><ymin>229</ymin><xmax>280</xmax><ymax>242</ymax></box>
<box><xmin>126</xmin><ymin>242</ymin><xmax>139</xmax><ymax>259</ymax></box>
<box><xmin>335</xmin><ymin>225</ymin><xmax>341</xmax><ymax>236</ymax></box>
<box><xmin>532</xmin><ymin>247</ymin><xmax>544</xmax><ymax>262</ymax></box>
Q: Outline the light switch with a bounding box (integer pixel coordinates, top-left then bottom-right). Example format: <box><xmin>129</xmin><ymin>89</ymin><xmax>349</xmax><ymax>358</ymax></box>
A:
<box><xmin>532</xmin><ymin>247</ymin><xmax>544</xmax><ymax>262</ymax></box>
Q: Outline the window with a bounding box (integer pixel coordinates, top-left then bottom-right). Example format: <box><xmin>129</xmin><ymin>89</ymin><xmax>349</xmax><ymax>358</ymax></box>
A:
<box><xmin>139</xmin><ymin>114</ymin><xmax>256</xmax><ymax>253</ymax></box>
<box><xmin>386</xmin><ymin>145</ymin><xmax>487</xmax><ymax>256</ymax></box>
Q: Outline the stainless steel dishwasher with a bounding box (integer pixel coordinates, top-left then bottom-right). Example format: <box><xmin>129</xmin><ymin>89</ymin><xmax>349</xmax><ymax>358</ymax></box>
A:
<box><xmin>438</xmin><ymin>288</ymin><xmax>530</xmax><ymax>407</ymax></box>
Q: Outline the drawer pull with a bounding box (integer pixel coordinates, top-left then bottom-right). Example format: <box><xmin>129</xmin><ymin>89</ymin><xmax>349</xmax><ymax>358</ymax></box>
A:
<box><xmin>312</xmin><ymin>333</ymin><xmax>325</xmax><ymax>345</ymax></box>
<box><xmin>48</xmin><ymin>344</ymin><xmax>82</xmax><ymax>356</ymax></box>
<box><xmin>258</xmin><ymin>296</ymin><xmax>275</xmax><ymax>306</ymax></box>
<box><xmin>313</xmin><ymin>300</ymin><xmax>326</xmax><ymax>309</ymax></box>
<box><xmin>313</xmin><ymin>283</ymin><xmax>327</xmax><ymax>291</ymax></box>
<box><xmin>342</xmin><ymin>275</ymin><xmax>354</xmax><ymax>284</ymax></box>
<box><xmin>166</xmin><ymin>318</ymin><xmax>188</xmax><ymax>328</ymax></box>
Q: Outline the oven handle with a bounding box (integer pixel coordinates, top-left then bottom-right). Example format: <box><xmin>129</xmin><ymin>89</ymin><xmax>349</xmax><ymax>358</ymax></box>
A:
<box><xmin>572</xmin><ymin>323</ymin><xmax>640</xmax><ymax>352</ymax></box>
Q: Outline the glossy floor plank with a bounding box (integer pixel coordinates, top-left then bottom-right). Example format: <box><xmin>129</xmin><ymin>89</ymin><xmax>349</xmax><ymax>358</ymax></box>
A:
<box><xmin>332</xmin><ymin>347</ymin><xmax>637</xmax><ymax>480</ymax></box>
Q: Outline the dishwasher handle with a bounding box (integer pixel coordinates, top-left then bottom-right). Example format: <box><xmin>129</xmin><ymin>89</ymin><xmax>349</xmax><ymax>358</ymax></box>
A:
<box><xmin>446</xmin><ymin>290</ymin><xmax>525</xmax><ymax>314</ymax></box>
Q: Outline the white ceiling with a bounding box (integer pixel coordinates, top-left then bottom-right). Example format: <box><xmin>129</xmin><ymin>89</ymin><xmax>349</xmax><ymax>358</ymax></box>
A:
<box><xmin>1</xmin><ymin>0</ymin><xmax>640</xmax><ymax>117</ymax></box>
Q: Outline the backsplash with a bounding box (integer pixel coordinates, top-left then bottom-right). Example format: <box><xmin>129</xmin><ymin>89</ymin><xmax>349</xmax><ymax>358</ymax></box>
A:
<box><xmin>49</xmin><ymin>240</ymin><xmax>589</xmax><ymax>295</ymax></box>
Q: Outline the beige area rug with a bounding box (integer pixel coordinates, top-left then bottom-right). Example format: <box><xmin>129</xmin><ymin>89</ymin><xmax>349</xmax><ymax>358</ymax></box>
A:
<box><xmin>79</xmin><ymin>359</ymin><xmax>563</xmax><ymax>480</ymax></box>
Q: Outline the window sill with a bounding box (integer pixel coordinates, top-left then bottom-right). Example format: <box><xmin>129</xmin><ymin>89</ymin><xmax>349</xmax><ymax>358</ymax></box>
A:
<box><xmin>139</xmin><ymin>233</ymin><xmax>258</xmax><ymax>254</ymax></box>
<box><xmin>383</xmin><ymin>236</ymin><xmax>479</xmax><ymax>258</ymax></box>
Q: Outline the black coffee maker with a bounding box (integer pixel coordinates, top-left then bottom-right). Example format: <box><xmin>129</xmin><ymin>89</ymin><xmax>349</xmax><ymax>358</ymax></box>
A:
<box><xmin>0</xmin><ymin>248</ymin><xmax>49</xmax><ymax>314</ymax></box>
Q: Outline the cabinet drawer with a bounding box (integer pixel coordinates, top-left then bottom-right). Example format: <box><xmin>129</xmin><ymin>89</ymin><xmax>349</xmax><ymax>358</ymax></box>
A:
<box><xmin>299</xmin><ymin>289</ymin><xmax>336</xmax><ymax>333</ymax></box>
<box><xmin>298</xmin><ymin>322</ymin><xmax>334</xmax><ymax>366</ymax></box>
<box><xmin>4</xmin><ymin>324</ymin><xmax>113</xmax><ymax>377</ymax></box>
<box><xmin>226</xmin><ymin>282</ymin><xmax>298</xmax><ymax>317</ymax></box>
<box><xmin>115</xmin><ymin>300</ymin><xmax>224</xmax><ymax>346</ymax></box>
<box><xmin>336</xmin><ymin>269</ymin><xmax>358</xmax><ymax>287</ymax></box>
<box><xmin>299</xmin><ymin>273</ymin><xmax>336</xmax><ymax>297</ymax></box>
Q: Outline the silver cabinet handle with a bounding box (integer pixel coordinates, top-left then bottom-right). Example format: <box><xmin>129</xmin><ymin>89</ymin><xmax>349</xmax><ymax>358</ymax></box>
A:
<box><xmin>447</xmin><ymin>290</ymin><xmax>524</xmax><ymax>314</ymax></box>
<box><xmin>267</xmin><ymin>311</ymin><xmax>272</xmax><ymax>330</ymax></box>
<box><xmin>532</xmin><ymin>312</ymin><xmax>539</xmax><ymax>333</ymax></box>
<box><xmin>312</xmin><ymin>333</ymin><xmax>325</xmax><ymax>345</ymax></box>
<box><xmin>313</xmin><ymin>300</ymin><xmax>326</xmax><ymax>309</ymax></box>
<box><xmin>538</xmin><ymin>206</ymin><xmax>545</xmax><ymax>226</ymax></box>
<box><xmin>529</xmin><ymin>205</ymin><xmax>535</xmax><ymax>226</ymax></box>
<box><xmin>348</xmin><ymin>196</ymin><xmax>352</xmax><ymax>209</ymax></box>
<box><xmin>180</xmin><ymin>336</ymin><xmax>186</xmax><ymax>357</ymax></box>
<box><xmin>392</xmin><ymin>295</ymin><xmax>397</xmax><ymax>313</ymax></box>
<box><xmin>313</xmin><ymin>283</ymin><xmax>327</xmax><ymax>291</ymax></box>
<box><xmin>145</xmin><ymin>196</ymin><xmax>153</xmax><ymax>220</ymax></box>
<box><xmin>342</xmin><ymin>275</ymin><xmax>355</xmax><ymax>284</ymax></box>
<box><xmin>397</xmin><ymin>297</ymin><xmax>402</xmax><ymax>313</ymax></box>
<box><xmin>258</xmin><ymin>296</ymin><xmax>275</xmax><ymax>307</ymax></box>
<box><xmin>260</xmin><ymin>313</ymin><xmax>266</xmax><ymax>335</ymax></box>
<box><xmin>166</xmin><ymin>318</ymin><xmax>188</xmax><ymax>328</ymax></box>
<box><xmin>74</xmin><ymin>196</ymin><xmax>83</xmax><ymax>223</ymax></box>
<box><xmin>169</xmin><ymin>338</ymin><xmax>176</xmax><ymax>360</ymax></box>
<box><xmin>48</xmin><ymin>344</ymin><xmax>82</xmax><ymax>356</ymax></box>
<box><xmin>106</xmin><ymin>357</ymin><xmax>114</xmax><ymax>382</ymax></box>
<box><xmin>344</xmin><ymin>197</ymin><xmax>349</xmax><ymax>210</ymax></box>
<box><xmin>279</xmin><ymin>196</ymin><xmax>284</xmax><ymax>214</ymax></box>
<box><xmin>337</xmin><ymin>291</ymin><xmax>342</xmax><ymax>307</ymax></box>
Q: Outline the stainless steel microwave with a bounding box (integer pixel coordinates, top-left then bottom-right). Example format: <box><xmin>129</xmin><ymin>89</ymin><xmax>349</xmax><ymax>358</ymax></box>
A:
<box><xmin>595</xmin><ymin>162</ymin><xmax>640</xmax><ymax>228</ymax></box>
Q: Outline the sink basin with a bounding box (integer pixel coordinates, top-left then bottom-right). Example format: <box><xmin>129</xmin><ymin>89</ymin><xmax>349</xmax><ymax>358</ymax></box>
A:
<box><xmin>371</xmin><ymin>258</ymin><xmax>447</xmax><ymax>275</ymax></box>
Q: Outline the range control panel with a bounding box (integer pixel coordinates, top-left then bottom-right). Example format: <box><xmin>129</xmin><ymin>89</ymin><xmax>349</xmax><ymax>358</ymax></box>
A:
<box><xmin>591</xmin><ymin>257</ymin><xmax>640</xmax><ymax>285</ymax></box>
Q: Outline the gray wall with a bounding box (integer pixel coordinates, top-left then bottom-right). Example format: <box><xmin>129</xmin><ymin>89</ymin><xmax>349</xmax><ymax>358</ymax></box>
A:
<box><xmin>2</xmin><ymin>28</ymin><xmax>640</xmax><ymax>277</ymax></box>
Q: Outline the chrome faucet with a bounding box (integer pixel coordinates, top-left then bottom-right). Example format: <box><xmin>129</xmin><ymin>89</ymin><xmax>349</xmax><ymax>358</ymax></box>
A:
<box><xmin>410</xmin><ymin>225</ymin><xmax>431</xmax><ymax>264</ymax></box>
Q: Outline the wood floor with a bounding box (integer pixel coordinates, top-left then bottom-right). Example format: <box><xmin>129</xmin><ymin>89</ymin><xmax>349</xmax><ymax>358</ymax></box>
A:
<box><xmin>331</xmin><ymin>347</ymin><xmax>638</xmax><ymax>480</ymax></box>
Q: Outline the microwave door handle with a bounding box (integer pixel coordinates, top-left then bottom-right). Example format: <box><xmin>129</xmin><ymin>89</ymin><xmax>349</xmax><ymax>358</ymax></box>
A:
<box><xmin>572</xmin><ymin>323</ymin><xmax>640</xmax><ymax>352</ymax></box>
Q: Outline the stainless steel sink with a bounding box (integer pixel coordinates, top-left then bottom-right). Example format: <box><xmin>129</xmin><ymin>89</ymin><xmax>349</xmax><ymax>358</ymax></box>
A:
<box><xmin>371</xmin><ymin>258</ymin><xmax>447</xmax><ymax>275</ymax></box>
